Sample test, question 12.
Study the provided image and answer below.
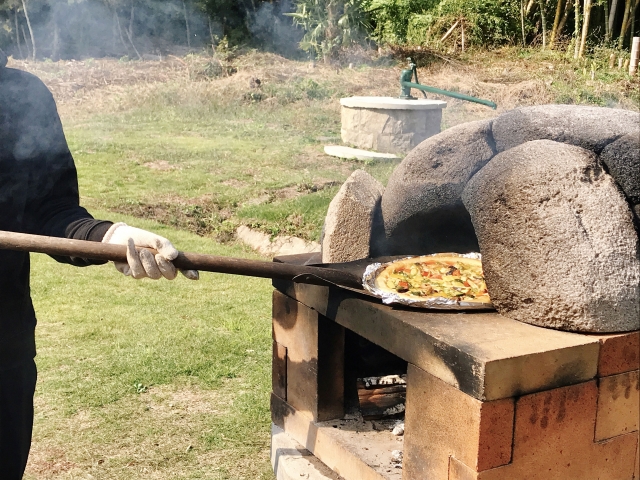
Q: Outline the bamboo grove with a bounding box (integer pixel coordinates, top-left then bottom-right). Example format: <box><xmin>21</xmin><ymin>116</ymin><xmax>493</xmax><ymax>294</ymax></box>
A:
<box><xmin>0</xmin><ymin>0</ymin><xmax>638</xmax><ymax>60</ymax></box>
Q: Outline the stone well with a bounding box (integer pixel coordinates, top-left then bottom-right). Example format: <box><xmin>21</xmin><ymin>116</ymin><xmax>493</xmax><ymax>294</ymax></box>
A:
<box><xmin>340</xmin><ymin>97</ymin><xmax>447</xmax><ymax>154</ymax></box>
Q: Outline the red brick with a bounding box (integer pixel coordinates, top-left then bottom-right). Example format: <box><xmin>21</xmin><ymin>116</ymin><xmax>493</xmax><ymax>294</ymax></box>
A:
<box><xmin>475</xmin><ymin>381</ymin><xmax>638</xmax><ymax>480</ymax></box>
<box><xmin>595</xmin><ymin>370</ymin><xmax>639</xmax><ymax>441</ymax></box>
<box><xmin>272</xmin><ymin>290</ymin><xmax>344</xmax><ymax>422</ymax></box>
<box><xmin>449</xmin><ymin>456</ymin><xmax>478</xmax><ymax>480</ymax></box>
<box><xmin>597</xmin><ymin>332</ymin><xmax>640</xmax><ymax>377</ymax></box>
<box><xmin>634</xmin><ymin>438</ymin><xmax>639</xmax><ymax>480</ymax></box>
<box><xmin>403</xmin><ymin>364</ymin><xmax>513</xmax><ymax>480</ymax></box>
<box><xmin>478</xmin><ymin>399</ymin><xmax>514</xmax><ymax>471</ymax></box>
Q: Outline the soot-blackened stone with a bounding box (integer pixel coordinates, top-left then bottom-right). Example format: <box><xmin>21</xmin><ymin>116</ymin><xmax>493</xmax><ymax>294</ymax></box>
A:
<box><xmin>492</xmin><ymin>105</ymin><xmax>640</xmax><ymax>154</ymax></box>
<box><xmin>375</xmin><ymin>119</ymin><xmax>495</xmax><ymax>256</ymax></box>
<box><xmin>462</xmin><ymin>140</ymin><xmax>640</xmax><ymax>333</ymax></box>
<box><xmin>599</xmin><ymin>133</ymin><xmax>640</xmax><ymax>235</ymax></box>
<box><xmin>600</xmin><ymin>133</ymin><xmax>640</xmax><ymax>205</ymax></box>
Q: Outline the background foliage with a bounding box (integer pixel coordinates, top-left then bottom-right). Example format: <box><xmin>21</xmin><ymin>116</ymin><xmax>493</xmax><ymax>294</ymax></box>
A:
<box><xmin>1</xmin><ymin>0</ymin><xmax>638</xmax><ymax>61</ymax></box>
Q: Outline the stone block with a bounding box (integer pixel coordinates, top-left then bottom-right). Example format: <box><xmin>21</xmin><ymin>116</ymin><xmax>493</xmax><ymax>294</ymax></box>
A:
<box><xmin>373</xmin><ymin>133</ymin><xmax>413</xmax><ymax>154</ymax></box>
<box><xmin>462</xmin><ymin>140</ymin><xmax>640</xmax><ymax>333</ymax></box>
<box><xmin>341</xmin><ymin>129</ymin><xmax>374</xmax><ymax>150</ymax></box>
<box><xmin>600</xmin><ymin>132</ymin><xmax>640</xmax><ymax>231</ymax></box>
<box><xmin>595</xmin><ymin>370</ymin><xmax>639</xmax><ymax>441</ymax></box>
<box><xmin>403</xmin><ymin>364</ymin><xmax>514</xmax><ymax>480</ymax></box>
<box><xmin>597</xmin><ymin>332</ymin><xmax>640</xmax><ymax>377</ymax></box>
<box><xmin>492</xmin><ymin>104</ymin><xmax>640</xmax><ymax>154</ymax></box>
<box><xmin>377</xmin><ymin>119</ymin><xmax>494</xmax><ymax>256</ymax></box>
<box><xmin>272</xmin><ymin>290</ymin><xmax>345</xmax><ymax>421</ymax></box>
<box><xmin>475</xmin><ymin>381</ymin><xmax>638</xmax><ymax>480</ymax></box>
<box><xmin>322</xmin><ymin>170</ymin><xmax>384</xmax><ymax>263</ymax></box>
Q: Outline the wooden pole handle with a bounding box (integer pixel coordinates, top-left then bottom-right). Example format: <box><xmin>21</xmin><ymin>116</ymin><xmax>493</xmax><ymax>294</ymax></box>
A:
<box><xmin>0</xmin><ymin>230</ymin><xmax>362</xmax><ymax>289</ymax></box>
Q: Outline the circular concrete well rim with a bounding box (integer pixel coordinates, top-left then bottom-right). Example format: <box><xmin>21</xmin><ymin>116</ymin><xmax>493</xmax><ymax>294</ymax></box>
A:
<box><xmin>340</xmin><ymin>96</ymin><xmax>447</xmax><ymax>110</ymax></box>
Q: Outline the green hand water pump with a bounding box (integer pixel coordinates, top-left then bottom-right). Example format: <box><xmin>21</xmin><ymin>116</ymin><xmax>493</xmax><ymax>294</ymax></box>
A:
<box><xmin>399</xmin><ymin>58</ymin><xmax>497</xmax><ymax>110</ymax></box>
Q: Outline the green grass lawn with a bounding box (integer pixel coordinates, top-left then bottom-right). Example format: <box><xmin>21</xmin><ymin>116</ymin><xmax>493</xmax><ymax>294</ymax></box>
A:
<box><xmin>67</xmin><ymin>80</ymin><xmax>398</xmax><ymax>243</ymax></box>
<box><xmin>28</xmin><ymin>214</ymin><xmax>276</xmax><ymax>478</ymax></box>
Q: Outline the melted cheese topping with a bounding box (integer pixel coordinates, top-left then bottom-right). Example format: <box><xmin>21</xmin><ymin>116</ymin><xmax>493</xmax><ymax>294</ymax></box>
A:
<box><xmin>378</xmin><ymin>257</ymin><xmax>490</xmax><ymax>302</ymax></box>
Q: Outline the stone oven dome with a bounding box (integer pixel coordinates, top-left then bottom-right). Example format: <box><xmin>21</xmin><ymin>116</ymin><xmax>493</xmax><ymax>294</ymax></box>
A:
<box><xmin>322</xmin><ymin>105</ymin><xmax>640</xmax><ymax>333</ymax></box>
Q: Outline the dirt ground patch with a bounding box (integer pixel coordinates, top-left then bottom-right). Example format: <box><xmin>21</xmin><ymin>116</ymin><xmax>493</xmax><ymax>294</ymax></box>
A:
<box><xmin>27</xmin><ymin>447</ymin><xmax>77</xmax><ymax>476</ymax></box>
<box><xmin>10</xmin><ymin>48</ymin><xmax>638</xmax><ymax>121</ymax></box>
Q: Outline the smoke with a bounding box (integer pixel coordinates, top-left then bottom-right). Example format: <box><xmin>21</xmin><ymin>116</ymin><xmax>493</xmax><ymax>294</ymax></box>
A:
<box><xmin>0</xmin><ymin>0</ymin><xmax>307</xmax><ymax>60</ymax></box>
<box><xmin>0</xmin><ymin>0</ymin><xmax>213</xmax><ymax>60</ymax></box>
<box><xmin>247</xmin><ymin>0</ymin><xmax>303</xmax><ymax>57</ymax></box>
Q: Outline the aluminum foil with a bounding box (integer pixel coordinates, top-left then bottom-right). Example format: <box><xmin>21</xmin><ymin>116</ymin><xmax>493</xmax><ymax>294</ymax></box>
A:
<box><xmin>362</xmin><ymin>253</ymin><xmax>494</xmax><ymax>310</ymax></box>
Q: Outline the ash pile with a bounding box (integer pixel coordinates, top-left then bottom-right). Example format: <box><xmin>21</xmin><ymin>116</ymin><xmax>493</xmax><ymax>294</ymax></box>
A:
<box><xmin>322</xmin><ymin>105</ymin><xmax>640</xmax><ymax>333</ymax></box>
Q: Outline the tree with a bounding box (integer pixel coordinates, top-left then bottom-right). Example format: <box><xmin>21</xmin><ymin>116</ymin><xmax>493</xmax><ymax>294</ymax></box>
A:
<box><xmin>618</xmin><ymin>0</ymin><xmax>639</xmax><ymax>47</ymax></box>
<box><xmin>609</xmin><ymin>0</ymin><xmax>619</xmax><ymax>39</ymax></box>
<box><xmin>20</xmin><ymin>0</ymin><xmax>36</xmax><ymax>59</ymax></box>
<box><xmin>578</xmin><ymin>0</ymin><xmax>592</xmax><ymax>57</ymax></box>
<box><xmin>539</xmin><ymin>0</ymin><xmax>547</xmax><ymax>48</ymax></box>
<box><xmin>287</xmin><ymin>0</ymin><xmax>368</xmax><ymax>61</ymax></box>
<box><xmin>182</xmin><ymin>0</ymin><xmax>191</xmax><ymax>49</ymax></box>
<box><xmin>550</xmin><ymin>0</ymin><xmax>566</xmax><ymax>47</ymax></box>
<box><xmin>573</xmin><ymin>0</ymin><xmax>580</xmax><ymax>58</ymax></box>
<box><xmin>556</xmin><ymin>0</ymin><xmax>573</xmax><ymax>41</ymax></box>
<box><xmin>603</xmin><ymin>0</ymin><xmax>610</xmax><ymax>40</ymax></box>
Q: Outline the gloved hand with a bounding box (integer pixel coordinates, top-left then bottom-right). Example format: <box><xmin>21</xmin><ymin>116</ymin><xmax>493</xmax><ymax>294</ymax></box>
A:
<box><xmin>102</xmin><ymin>222</ymin><xmax>199</xmax><ymax>280</ymax></box>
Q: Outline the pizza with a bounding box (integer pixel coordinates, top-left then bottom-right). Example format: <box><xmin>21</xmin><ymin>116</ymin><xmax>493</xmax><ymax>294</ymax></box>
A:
<box><xmin>373</xmin><ymin>255</ymin><xmax>490</xmax><ymax>304</ymax></box>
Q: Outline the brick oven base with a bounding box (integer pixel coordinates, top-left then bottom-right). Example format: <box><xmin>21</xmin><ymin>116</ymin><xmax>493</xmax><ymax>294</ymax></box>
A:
<box><xmin>271</xmin><ymin>254</ymin><xmax>640</xmax><ymax>480</ymax></box>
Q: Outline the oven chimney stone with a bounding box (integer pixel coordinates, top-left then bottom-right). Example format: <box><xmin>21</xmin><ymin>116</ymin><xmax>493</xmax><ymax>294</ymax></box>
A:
<box><xmin>462</xmin><ymin>139</ymin><xmax>640</xmax><ymax>333</ymax></box>
<box><xmin>321</xmin><ymin>169</ymin><xmax>384</xmax><ymax>263</ymax></box>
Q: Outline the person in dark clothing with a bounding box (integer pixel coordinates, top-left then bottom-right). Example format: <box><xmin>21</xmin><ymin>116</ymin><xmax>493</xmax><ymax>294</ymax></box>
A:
<box><xmin>0</xmin><ymin>49</ymin><xmax>197</xmax><ymax>477</ymax></box>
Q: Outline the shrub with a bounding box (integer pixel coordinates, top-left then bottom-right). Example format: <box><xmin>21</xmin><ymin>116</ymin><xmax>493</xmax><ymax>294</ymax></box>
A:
<box><xmin>367</xmin><ymin>0</ymin><xmax>526</xmax><ymax>47</ymax></box>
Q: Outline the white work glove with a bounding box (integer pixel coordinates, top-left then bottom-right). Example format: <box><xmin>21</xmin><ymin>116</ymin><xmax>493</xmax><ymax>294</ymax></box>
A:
<box><xmin>102</xmin><ymin>222</ymin><xmax>199</xmax><ymax>280</ymax></box>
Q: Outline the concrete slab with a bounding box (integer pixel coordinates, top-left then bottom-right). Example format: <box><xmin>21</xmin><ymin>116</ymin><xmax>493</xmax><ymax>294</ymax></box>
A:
<box><xmin>271</xmin><ymin>424</ymin><xmax>344</xmax><ymax>480</ymax></box>
<box><xmin>273</xmin><ymin>276</ymin><xmax>600</xmax><ymax>401</ymax></box>
<box><xmin>323</xmin><ymin>145</ymin><xmax>398</xmax><ymax>161</ymax></box>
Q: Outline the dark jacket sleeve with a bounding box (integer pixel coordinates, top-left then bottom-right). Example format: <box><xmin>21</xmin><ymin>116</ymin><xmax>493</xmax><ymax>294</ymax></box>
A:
<box><xmin>16</xmin><ymin>70</ymin><xmax>113</xmax><ymax>266</ymax></box>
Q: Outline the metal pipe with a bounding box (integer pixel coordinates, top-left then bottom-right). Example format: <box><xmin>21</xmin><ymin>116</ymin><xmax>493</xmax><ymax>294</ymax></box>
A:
<box><xmin>401</xmin><ymin>80</ymin><xmax>497</xmax><ymax>109</ymax></box>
